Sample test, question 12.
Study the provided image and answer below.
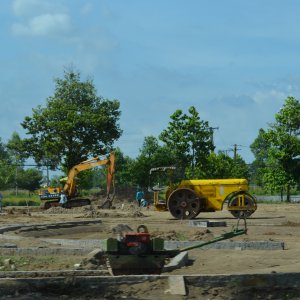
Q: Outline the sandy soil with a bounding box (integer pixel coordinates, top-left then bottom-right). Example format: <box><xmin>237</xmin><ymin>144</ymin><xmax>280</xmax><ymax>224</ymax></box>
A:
<box><xmin>0</xmin><ymin>201</ymin><xmax>300</xmax><ymax>276</ymax></box>
<box><xmin>1</xmin><ymin>201</ymin><xmax>300</xmax><ymax>299</ymax></box>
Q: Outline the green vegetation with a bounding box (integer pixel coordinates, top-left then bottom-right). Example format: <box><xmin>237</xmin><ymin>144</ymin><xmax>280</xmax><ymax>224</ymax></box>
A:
<box><xmin>250</xmin><ymin>96</ymin><xmax>300</xmax><ymax>201</ymax></box>
<box><xmin>0</xmin><ymin>255</ymin><xmax>82</xmax><ymax>271</ymax></box>
<box><xmin>1</xmin><ymin>190</ymin><xmax>40</xmax><ymax>207</ymax></box>
<box><xmin>0</xmin><ymin>67</ymin><xmax>300</xmax><ymax>202</ymax></box>
<box><xmin>20</xmin><ymin>69</ymin><xmax>122</xmax><ymax>172</ymax></box>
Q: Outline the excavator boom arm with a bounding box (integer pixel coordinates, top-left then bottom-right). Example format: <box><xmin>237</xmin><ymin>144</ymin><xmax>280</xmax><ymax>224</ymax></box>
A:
<box><xmin>63</xmin><ymin>153</ymin><xmax>115</xmax><ymax>197</ymax></box>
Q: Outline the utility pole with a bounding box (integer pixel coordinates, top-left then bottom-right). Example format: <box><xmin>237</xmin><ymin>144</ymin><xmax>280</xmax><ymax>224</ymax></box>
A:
<box><xmin>233</xmin><ymin>144</ymin><xmax>242</xmax><ymax>160</ymax></box>
<box><xmin>209</xmin><ymin>126</ymin><xmax>219</xmax><ymax>150</ymax></box>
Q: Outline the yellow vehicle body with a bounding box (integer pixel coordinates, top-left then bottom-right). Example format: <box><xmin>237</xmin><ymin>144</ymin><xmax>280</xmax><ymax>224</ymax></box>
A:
<box><xmin>153</xmin><ymin>177</ymin><xmax>257</xmax><ymax>219</ymax></box>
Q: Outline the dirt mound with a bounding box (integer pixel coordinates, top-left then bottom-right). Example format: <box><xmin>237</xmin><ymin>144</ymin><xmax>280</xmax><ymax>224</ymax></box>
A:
<box><xmin>42</xmin><ymin>207</ymin><xmax>68</xmax><ymax>214</ymax></box>
<box><xmin>190</xmin><ymin>229</ymin><xmax>214</xmax><ymax>241</ymax></box>
<box><xmin>151</xmin><ymin>230</ymin><xmax>179</xmax><ymax>240</ymax></box>
<box><xmin>126</xmin><ymin>210</ymin><xmax>146</xmax><ymax>218</ymax></box>
<box><xmin>43</xmin><ymin>205</ymin><xmax>103</xmax><ymax>215</ymax></box>
<box><xmin>111</xmin><ymin>224</ymin><xmax>133</xmax><ymax>235</ymax></box>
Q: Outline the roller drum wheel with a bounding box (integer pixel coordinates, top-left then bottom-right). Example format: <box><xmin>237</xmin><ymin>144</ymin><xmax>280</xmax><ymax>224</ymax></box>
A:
<box><xmin>167</xmin><ymin>188</ymin><xmax>201</xmax><ymax>219</ymax></box>
<box><xmin>228</xmin><ymin>192</ymin><xmax>257</xmax><ymax>218</ymax></box>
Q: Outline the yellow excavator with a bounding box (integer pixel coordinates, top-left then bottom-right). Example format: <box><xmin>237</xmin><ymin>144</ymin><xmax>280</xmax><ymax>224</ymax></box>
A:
<box><xmin>39</xmin><ymin>152</ymin><xmax>115</xmax><ymax>209</ymax></box>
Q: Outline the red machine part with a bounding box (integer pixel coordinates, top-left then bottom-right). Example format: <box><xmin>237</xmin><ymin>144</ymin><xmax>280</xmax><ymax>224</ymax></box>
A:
<box><xmin>124</xmin><ymin>232</ymin><xmax>151</xmax><ymax>247</ymax></box>
<box><xmin>121</xmin><ymin>225</ymin><xmax>151</xmax><ymax>255</ymax></box>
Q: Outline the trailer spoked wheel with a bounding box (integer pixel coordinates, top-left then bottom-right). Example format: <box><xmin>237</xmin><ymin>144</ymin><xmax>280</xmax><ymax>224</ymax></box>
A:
<box><xmin>227</xmin><ymin>192</ymin><xmax>257</xmax><ymax>218</ymax></box>
<box><xmin>167</xmin><ymin>188</ymin><xmax>201</xmax><ymax>219</ymax></box>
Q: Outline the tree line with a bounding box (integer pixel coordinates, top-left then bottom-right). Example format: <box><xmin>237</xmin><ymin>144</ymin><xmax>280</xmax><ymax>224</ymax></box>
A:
<box><xmin>1</xmin><ymin>69</ymin><xmax>300</xmax><ymax>201</ymax></box>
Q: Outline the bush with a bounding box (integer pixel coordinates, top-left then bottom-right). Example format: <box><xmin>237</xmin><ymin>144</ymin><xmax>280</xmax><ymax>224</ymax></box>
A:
<box><xmin>1</xmin><ymin>190</ymin><xmax>40</xmax><ymax>207</ymax></box>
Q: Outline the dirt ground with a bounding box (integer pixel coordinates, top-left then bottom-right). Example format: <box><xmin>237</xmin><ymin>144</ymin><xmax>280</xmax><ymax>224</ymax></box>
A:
<box><xmin>0</xmin><ymin>201</ymin><xmax>300</xmax><ymax>299</ymax></box>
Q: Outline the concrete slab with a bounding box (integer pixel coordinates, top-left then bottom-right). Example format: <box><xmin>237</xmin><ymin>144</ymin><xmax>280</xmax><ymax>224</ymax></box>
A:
<box><xmin>163</xmin><ymin>251</ymin><xmax>188</xmax><ymax>272</ymax></box>
<box><xmin>168</xmin><ymin>275</ymin><xmax>186</xmax><ymax>295</ymax></box>
<box><xmin>0</xmin><ymin>243</ymin><xmax>17</xmax><ymax>248</ymax></box>
<box><xmin>189</xmin><ymin>220</ymin><xmax>227</xmax><ymax>227</ymax></box>
<box><xmin>0</xmin><ymin>247</ymin><xmax>91</xmax><ymax>256</ymax></box>
<box><xmin>164</xmin><ymin>240</ymin><xmax>285</xmax><ymax>250</ymax></box>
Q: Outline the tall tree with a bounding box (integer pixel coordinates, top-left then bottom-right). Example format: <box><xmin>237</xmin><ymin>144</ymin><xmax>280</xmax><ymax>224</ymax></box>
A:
<box><xmin>192</xmin><ymin>152</ymin><xmax>249</xmax><ymax>179</ymax></box>
<box><xmin>16</xmin><ymin>168</ymin><xmax>43</xmax><ymax>192</ymax></box>
<box><xmin>159</xmin><ymin>106</ymin><xmax>214</xmax><ymax>177</ymax></box>
<box><xmin>250</xmin><ymin>128</ymin><xmax>269</xmax><ymax>186</ymax></box>
<box><xmin>21</xmin><ymin>69</ymin><xmax>122</xmax><ymax>171</ymax></box>
<box><xmin>260</xmin><ymin>96</ymin><xmax>300</xmax><ymax>201</ymax></box>
<box><xmin>113</xmin><ymin>148</ymin><xmax>135</xmax><ymax>187</ymax></box>
<box><xmin>0</xmin><ymin>138</ymin><xmax>14</xmax><ymax>189</ymax></box>
<box><xmin>131</xmin><ymin>136</ymin><xmax>176</xmax><ymax>188</ymax></box>
<box><xmin>0</xmin><ymin>138</ymin><xmax>9</xmax><ymax>161</ymax></box>
<box><xmin>6</xmin><ymin>132</ymin><xmax>27</xmax><ymax>165</ymax></box>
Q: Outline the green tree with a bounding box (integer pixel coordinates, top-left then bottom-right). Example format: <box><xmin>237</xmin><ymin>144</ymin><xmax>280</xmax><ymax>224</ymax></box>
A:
<box><xmin>0</xmin><ymin>138</ymin><xmax>14</xmax><ymax>189</ymax></box>
<box><xmin>131</xmin><ymin>136</ymin><xmax>176</xmax><ymax>188</ymax></box>
<box><xmin>16</xmin><ymin>168</ymin><xmax>43</xmax><ymax>192</ymax></box>
<box><xmin>113</xmin><ymin>148</ymin><xmax>135</xmax><ymax>187</ymax></box>
<box><xmin>192</xmin><ymin>152</ymin><xmax>249</xmax><ymax>179</ymax></box>
<box><xmin>21</xmin><ymin>69</ymin><xmax>122</xmax><ymax>172</ymax></box>
<box><xmin>261</xmin><ymin>96</ymin><xmax>300</xmax><ymax>201</ymax></box>
<box><xmin>159</xmin><ymin>106</ymin><xmax>214</xmax><ymax>177</ymax></box>
<box><xmin>6</xmin><ymin>132</ymin><xmax>27</xmax><ymax>165</ymax></box>
<box><xmin>262</xmin><ymin>160</ymin><xmax>294</xmax><ymax>200</ymax></box>
<box><xmin>0</xmin><ymin>138</ymin><xmax>9</xmax><ymax>161</ymax></box>
<box><xmin>250</xmin><ymin>128</ymin><xmax>269</xmax><ymax>186</ymax></box>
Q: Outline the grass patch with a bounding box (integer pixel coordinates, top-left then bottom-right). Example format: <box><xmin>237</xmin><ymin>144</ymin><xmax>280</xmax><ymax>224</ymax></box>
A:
<box><xmin>1</xmin><ymin>190</ymin><xmax>41</xmax><ymax>207</ymax></box>
<box><xmin>0</xmin><ymin>255</ymin><xmax>82</xmax><ymax>271</ymax></box>
<box><xmin>176</xmin><ymin>232</ymin><xmax>189</xmax><ymax>241</ymax></box>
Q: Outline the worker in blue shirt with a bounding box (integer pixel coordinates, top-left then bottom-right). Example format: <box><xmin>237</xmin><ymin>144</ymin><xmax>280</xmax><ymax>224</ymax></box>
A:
<box><xmin>135</xmin><ymin>189</ymin><xmax>144</xmax><ymax>207</ymax></box>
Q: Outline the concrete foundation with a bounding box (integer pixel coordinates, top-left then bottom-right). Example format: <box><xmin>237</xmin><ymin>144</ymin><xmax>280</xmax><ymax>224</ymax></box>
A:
<box><xmin>0</xmin><ymin>272</ymin><xmax>299</xmax><ymax>299</ymax></box>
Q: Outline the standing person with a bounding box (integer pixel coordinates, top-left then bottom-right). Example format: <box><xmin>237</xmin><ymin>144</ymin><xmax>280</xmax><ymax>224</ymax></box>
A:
<box><xmin>59</xmin><ymin>191</ymin><xmax>67</xmax><ymax>205</ymax></box>
<box><xmin>0</xmin><ymin>192</ymin><xmax>3</xmax><ymax>212</ymax></box>
<box><xmin>135</xmin><ymin>189</ymin><xmax>144</xmax><ymax>207</ymax></box>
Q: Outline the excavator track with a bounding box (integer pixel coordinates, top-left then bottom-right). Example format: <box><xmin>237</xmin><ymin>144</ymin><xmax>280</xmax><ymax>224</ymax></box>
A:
<box><xmin>63</xmin><ymin>198</ymin><xmax>91</xmax><ymax>208</ymax></box>
<box><xmin>41</xmin><ymin>198</ymin><xmax>91</xmax><ymax>209</ymax></box>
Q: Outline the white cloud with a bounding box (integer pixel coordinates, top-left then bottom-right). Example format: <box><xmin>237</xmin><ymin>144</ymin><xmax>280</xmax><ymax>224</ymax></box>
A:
<box><xmin>12</xmin><ymin>13</ymin><xmax>71</xmax><ymax>37</ymax></box>
<box><xmin>12</xmin><ymin>0</ymin><xmax>66</xmax><ymax>17</ymax></box>
<box><xmin>81</xmin><ymin>3</ymin><xmax>93</xmax><ymax>15</ymax></box>
<box><xmin>253</xmin><ymin>89</ymin><xmax>285</xmax><ymax>106</ymax></box>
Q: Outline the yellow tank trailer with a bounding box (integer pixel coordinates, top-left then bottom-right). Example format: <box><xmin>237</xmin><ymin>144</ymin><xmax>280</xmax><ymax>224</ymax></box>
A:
<box><xmin>150</xmin><ymin>168</ymin><xmax>257</xmax><ymax>220</ymax></box>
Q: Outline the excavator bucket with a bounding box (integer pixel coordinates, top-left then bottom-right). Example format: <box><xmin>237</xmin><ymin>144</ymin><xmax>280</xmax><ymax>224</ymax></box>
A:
<box><xmin>99</xmin><ymin>152</ymin><xmax>116</xmax><ymax>209</ymax></box>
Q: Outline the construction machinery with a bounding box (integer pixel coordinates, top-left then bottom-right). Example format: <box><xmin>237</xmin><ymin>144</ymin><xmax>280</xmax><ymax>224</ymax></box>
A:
<box><xmin>39</xmin><ymin>152</ymin><xmax>115</xmax><ymax>209</ymax></box>
<box><xmin>149</xmin><ymin>166</ymin><xmax>257</xmax><ymax>220</ymax></box>
<box><xmin>103</xmin><ymin>222</ymin><xmax>247</xmax><ymax>275</ymax></box>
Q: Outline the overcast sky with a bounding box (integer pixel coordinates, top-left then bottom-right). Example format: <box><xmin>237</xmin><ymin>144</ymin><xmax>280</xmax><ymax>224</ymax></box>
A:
<box><xmin>1</xmin><ymin>0</ymin><xmax>300</xmax><ymax>164</ymax></box>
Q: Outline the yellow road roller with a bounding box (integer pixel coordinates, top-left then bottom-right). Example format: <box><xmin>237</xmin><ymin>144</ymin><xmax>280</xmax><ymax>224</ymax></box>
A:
<box><xmin>149</xmin><ymin>167</ymin><xmax>257</xmax><ymax>220</ymax></box>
